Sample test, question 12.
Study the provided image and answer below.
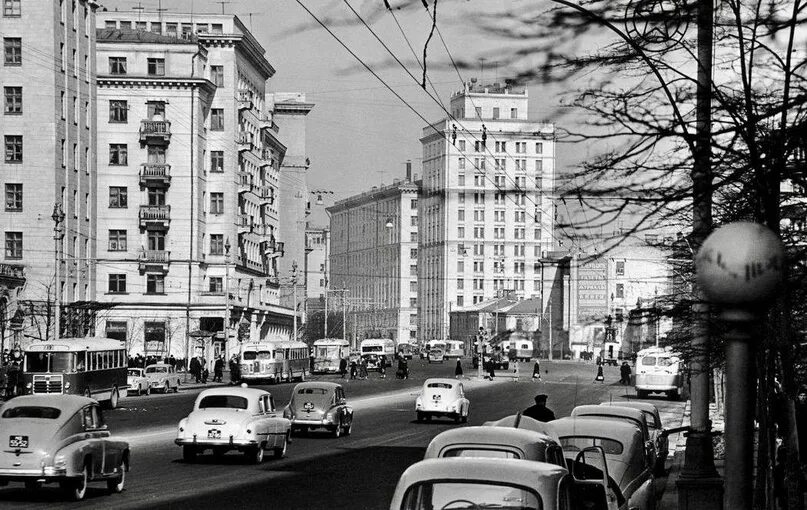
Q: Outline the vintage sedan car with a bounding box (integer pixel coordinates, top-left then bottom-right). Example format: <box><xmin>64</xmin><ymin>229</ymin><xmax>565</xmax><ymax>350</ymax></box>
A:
<box><xmin>390</xmin><ymin>457</ymin><xmax>619</xmax><ymax>510</ymax></box>
<box><xmin>601</xmin><ymin>401</ymin><xmax>668</xmax><ymax>475</ymax></box>
<box><xmin>484</xmin><ymin>413</ymin><xmax>561</xmax><ymax>443</ymax></box>
<box><xmin>283</xmin><ymin>382</ymin><xmax>353</xmax><ymax>437</ymax></box>
<box><xmin>126</xmin><ymin>368</ymin><xmax>150</xmax><ymax>396</ymax></box>
<box><xmin>145</xmin><ymin>363</ymin><xmax>180</xmax><ymax>393</ymax></box>
<box><xmin>571</xmin><ymin>404</ymin><xmax>655</xmax><ymax>473</ymax></box>
<box><xmin>175</xmin><ymin>386</ymin><xmax>291</xmax><ymax>464</ymax></box>
<box><xmin>427</xmin><ymin>349</ymin><xmax>445</xmax><ymax>363</ymax></box>
<box><xmin>415</xmin><ymin>378</ymin><xmax>469</xmax><ymax>423</ymax></box>
<box><xmin>554</xmin><ymin>417</ymin><xmax>656</xmax><ymax>510</ymax></box>
<box><xmin>0</xmin><ymin>395</ymin><xmax>129</xmax><ymax>501</ymax></box>
<box><xmin>424</xmin><ymin>426</ymin><xmax>567</xmax><ymax>468</ymax></box>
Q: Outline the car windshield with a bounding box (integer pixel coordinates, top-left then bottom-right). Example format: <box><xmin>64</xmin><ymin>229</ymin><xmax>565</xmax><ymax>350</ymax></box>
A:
<box><xmin>147</xmin><ymin>366</ymin><xmax>168</xmax><ymax>373</ymax></box>
<box><xmin>427</xmin><ymin>383</ymin><xmax>453</xmax><ymax>389</ymax></box>
<box><xmin>430</xmin><ymin>350</ymin><xmax>443</xmax><ymax>355</ymax></box>
<box><xmin>198</xmin><ymin>395</ymin><xmax>249</xmax><ymax>409</ymax></box>
<box><xmin>2</xmin><ymin>406</ymin><xmax>62</xmax><ymax>419</ymax></box>
<box><xmin>443</xmin><ymin>448</ymin><xmax>520</xmax><ymax>459</ymax></box>
<box><xmin>25</xmin><ymin>352</ymin><xmax>74</xmax><ymax>373</ymax></box>
<box><xmin>403</xmin><ymin>481</ymin><xmax>541</xmax><ymax>510</ymax></box>
<box><xmin>297</xmin><ymin>388</ymin><xmax>328</xmax><ymax>395</ymax></box>
<box><xmin>560</xmin><ymin>436</ymin><xmax>624</xmax><ymax>455</ymax></box>
<box><xmin>128</xmin><ymin>369</ymin><xmax>142</xmax><ymax>377</ymax></box>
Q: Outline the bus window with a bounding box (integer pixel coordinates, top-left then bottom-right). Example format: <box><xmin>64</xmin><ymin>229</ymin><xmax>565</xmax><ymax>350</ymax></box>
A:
<box><xmin>27</xmin><ymin>353</ymin><xmax>50</xmax><ymax>372</ymax></box>
<box><xmin>51</xmin><ymin>353</ymin><xmax>73</xmax><ymax>373</ymax></box>
<box><xmin>76</xmin><ymin>352</ymin><xmax>86</xmax><ymax>372</ymax></box>
<box><xmin>641</xmin><ymin>356</ymin><xmax>656</xmax><ymax>366</ymax></box>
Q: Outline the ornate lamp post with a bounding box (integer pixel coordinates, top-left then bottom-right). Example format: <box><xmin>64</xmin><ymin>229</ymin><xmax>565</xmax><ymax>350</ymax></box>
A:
<box><xmin>51</xmin><ymin>203</ymin><xmax>65</xmax><ymax>341</ymax></box>
<box><xmin>695</xmin><ymin>222</ymin><xmax>784</xmax><ymax>510</ymax></box>
<box><xmin>224</xmin><ymin>237</ymin><xmax>231</xmax><ymax>356</ymax></box>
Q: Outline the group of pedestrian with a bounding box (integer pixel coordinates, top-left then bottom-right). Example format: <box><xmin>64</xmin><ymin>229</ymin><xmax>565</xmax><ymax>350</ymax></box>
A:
<box><xmin>127</xmin><ymin>353</ymin><xmax>178</xmax><ymax>369</ymax></box>
<box><xmin>189</xmin><ymin>354</ymin><xmax>207</xmax><ymax>384</ymax></box>
<box><xmin>0</xmin><ymin>347</ymin><xmax>23</xmax><ymax>400</ymax></box>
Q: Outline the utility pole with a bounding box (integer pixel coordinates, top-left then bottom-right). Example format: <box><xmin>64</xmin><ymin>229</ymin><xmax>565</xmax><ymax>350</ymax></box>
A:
<box><xmin>342</xmin><ymin>289</ymin><xmax>348</xmax><ymax>340</ymax></box>
<box><xmin>292</xmin><ymin>261</ymin><xmax>298</xmax><ymax>342</ymax></box>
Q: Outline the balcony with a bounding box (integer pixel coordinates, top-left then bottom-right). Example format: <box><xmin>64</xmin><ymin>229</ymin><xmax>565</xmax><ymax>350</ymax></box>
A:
<box><xmin>138</xmin><ymin>250</ymin><xmax>170</xmax><ymax>273</ymax></box>
<box><xmin>139</xmin><ymin>205</ymin><xmax>171</xmax><ymax>229</ymax></box>
<box><xmin>262</xmin><ymin>238</ymin><xmax>285</xmax><ymax>259</ymax></box>
<box><xmin>236</xmin><ymin>131</ymin><xmax>254</xmax><ymax>152</ymax></box>
<box><xmin>255</xmin><ymin>185</ymin><xmax>274</xmax><ymax>205</ymax></box>
<box><xmin>237</xmin><ymin>89</ymin><xmax>253</xmax><ymax>110</ymax></box>
<box><xmin>139</xmin><ymin>120</ymin><xmax>172</xmax><ymax>145</ymax></box>
<box><xmin>139</xmin><ymin>164</ymin><xmax>171</xmax><ymax>187</ymax></box>
<box><xmin>259</xmin><ymin>148</ymin><xmax>273</xmax><ymax>168</ymax></box>
<box><xmin>259</xmin><ymin>113</ymin><xmax>275</xmax><ymax>132</ymax></box>
<box><xmin>237</xmin><ymin>172</ymin><xmax>254</xmax><ymax>194</ymax></box>
<box><xmin>236</xmin><ymin>214</ymin><xmax>251</xmax><ymax>234</ymax></box>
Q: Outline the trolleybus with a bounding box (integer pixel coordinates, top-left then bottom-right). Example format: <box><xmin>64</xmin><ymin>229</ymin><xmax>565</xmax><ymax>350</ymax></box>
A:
<box><xmin>312</xmin><ymin>338</ymin><xmax>350</xmax><ymax>373</ymax></box>
<box><xmin>634</xmin><ymin>346</ymin><xmax>684</xmax><ymax>400</ymax></box>
<box><xmin>239</xmin><ymin>340</ymin><xmax>309</xmax><ymax>383</ymax></box>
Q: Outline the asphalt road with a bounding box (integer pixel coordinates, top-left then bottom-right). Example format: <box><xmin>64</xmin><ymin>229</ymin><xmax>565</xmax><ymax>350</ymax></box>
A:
<box><xmin>0</xmin><ymin>360</ymin><xmax>686</xmax><ymax>509</ymax></box>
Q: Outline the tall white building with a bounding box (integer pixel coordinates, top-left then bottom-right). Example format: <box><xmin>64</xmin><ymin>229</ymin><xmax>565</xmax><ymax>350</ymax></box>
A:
<box><xmin>94</xmin><ymin>13</ymin><xmax>292</xmax><ymax>362</ymax></box>
<box><xmin>419</xmin><ymin>82</ymin><xmax>557</xmax><ymax>341</ymax></box>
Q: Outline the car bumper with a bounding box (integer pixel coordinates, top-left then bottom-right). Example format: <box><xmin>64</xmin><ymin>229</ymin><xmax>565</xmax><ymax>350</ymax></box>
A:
<box><xmin>240</xmin><ymin>374</ymin><xmax>276</xmax><ymax>381</ymax></box>
<box><xmin>0</xmin><ymin>466</ymin><xmax>68</xmax><ymax>480</ymax></box>
<box><xmin>291</xmin><ymin>417</ymin><xmax>335</xmax><ymax>428</ymax></box>
<box><xmin>175</xmin><ymin>437</ymin><xmax>259</xmax><ymax>449</ymax></box>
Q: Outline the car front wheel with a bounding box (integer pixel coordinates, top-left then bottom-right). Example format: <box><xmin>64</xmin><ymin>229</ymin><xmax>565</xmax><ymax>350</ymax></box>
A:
<box><xmin>344</xmin><ymin>419</ymin><xmax>353</xmax><ymax>436</ymax></box>
<box><xmin>333</xmin><ymin>419</ymin><xmax>342</xmax><ymax>438</ymax></box>
<box><xmin>107</xmin><ymin>458</ymin><xmax>126</xmax><ymax>493</ymax></box>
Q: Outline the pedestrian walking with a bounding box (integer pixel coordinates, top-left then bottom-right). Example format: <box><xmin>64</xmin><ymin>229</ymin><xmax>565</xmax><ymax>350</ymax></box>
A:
<box><xmin>378</xmin><ymin>355</ymin><xmax>387</xmax><ymax>379</ymax></box>
<box><xmin>339</xmin><ymin>357</ymin><xmax>348</xmax><ymax>379</ymax></box>
<box><xmin>359</xmin><ymin>358</ymin><xmax>369</xmax><ymax>380</ymax></box>
<box><xmin>189</xmin><ymin>356</ymin><xmax>202</xmax><ymax>383</ymax></box>
<box><xmin>487</xmin><ymin>359</ymin><xmax>496</xmax><ymax>380</ymax></box>
<box><xmin>229</xmin><ymin>355</ymin><xmax>241</xmax><ymax>384</ymax></box>
<box><xmin>202</xmin><ymin>367</ymin><xmax>209</xmax><ymax>384</ymax></box>
<box><xmin>594</xmin><ymin>364</ymin><xmax>605</xmax><ymax>383</ymax></box>
<box><xmin>532</xmin><ymin>360</ymin><xmax>542</xmax><ymax>381</ymax></box>
<box><xmin>350</xmin><ymin>360</ymin><xmax>358</xmax><ymax>380</ymax></box>
<box><xmin>213</xmin><ymin>356</ymin><xmax>224</xmax><ymax>382</ymax></box>
<box><xmin>522</xmin><ymin>394</ymin><xmax>556</xmax><ymax>422</ymax></box>
<box><xmin>619</xmin><ymin>361</ymin><xmax>632</xmax><ymax>385</ymax></box>
<box><xmin>455</xmin><ymin>359</ymin><xmax>463</xmax><ymax>378</ymax></box>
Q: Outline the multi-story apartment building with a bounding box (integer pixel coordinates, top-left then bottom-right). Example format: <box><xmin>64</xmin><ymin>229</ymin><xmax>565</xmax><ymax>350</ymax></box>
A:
<box><xmin>304</xmin><ymin>225</ymin><xmax>329</xmax><ymax>311</ymax></box>
<box><xmin>0</xmin><ymin>0</ymin><xmax>98</xmax><ymax>346</ymax></box>
<box><xmin>94</xmin><ymin>13</ymin><xmax>292</xmax><ymax>362</ymax></box>
<box><xmin>419</xmin><ymin>82</ymin><xmax>556</xmax><ymax>341</ymax></box>
<box><xmin>328</xmin><ymin>177</ymin><xmax>420</xmax><ymax>344</ymax></box>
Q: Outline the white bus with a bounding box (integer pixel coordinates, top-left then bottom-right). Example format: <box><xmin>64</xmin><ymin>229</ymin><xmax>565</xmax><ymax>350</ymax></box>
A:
<box><xmin>634</xmin><ymin>346</ymin><xmax>684</xmax><ymax>400</ymax></box>
<box><xmin>239</xmin><ymin>340</ymin><xmax>309</xmax><ymax>383</ymax></box>
<box><xmin>501</xmin><ymin>339</ymin><xmax>534</xmax><ymax>362</ymax></box>
<box><xmin>312</xmin><ymin>338</ymin><xmax>350</xmax><ymax>373</ymax></box>
<box><xmin>360</xmin><ymin>338</ymin><xmax>395</xmax><ymax>370</ymax></box>
<box><xmin>396</xmin><ymin>341</ymin><xmax>414</xmax><ymax>360</ymax></box>
<box><xmin>444</xmin><ymin>340</ymin><xmax>465</xmax><ymax>359</ymax></box>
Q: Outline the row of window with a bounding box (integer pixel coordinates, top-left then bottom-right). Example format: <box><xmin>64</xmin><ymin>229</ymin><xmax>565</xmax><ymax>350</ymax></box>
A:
<box><xmin>456</xmin><ymin>226</ymin><xmax>530</xmax><ymax>239</ymax></box>
<box><xmin>457</xmin><ymin>158</ymin><xmax>543</xmax><ymax>174</ymax></box>
<box><xmin>457</xmin><ymin>209</ymin><xmax>536</xmax><ymax>223</ymax></box>
<box><xmin>455</xmin><ymin>140</ymin><xmax>544</xmax><ymax>154</ymax></box>
<box><xmin>107</xmin><ymin>187</ymin><xmax>228</xmax><ymax>214</ymax></box>
<box><xmin>108</xmin><ymin>273</ymin><xmax>166</xmax><ymax>294</ymax></box>
<box><xmin>106</xmin><ymin>230</ymin><xmax>230</xmax><ymax>256</ymax></box>
<box><xmin>103</xmin><ymin>19</ymin><xmax>225</xmax><ymax>37</ymax></box>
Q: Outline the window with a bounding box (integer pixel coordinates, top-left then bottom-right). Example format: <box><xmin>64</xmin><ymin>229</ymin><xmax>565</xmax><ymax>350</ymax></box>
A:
<box><xmin>456</xmin><ymin>296</ymin><xmax>464</xmax><ymax>307</ymax></box>
<box><xmin>147</xmin><ymin>188</ymin><xmax>166</xmax><ymax>206</ymax></box>
<box><xmin>72</xmin><ymin>96</ymin><xmax>78</xmax><ymax>124</ymax></box>
<box><xmin>108</xmin><ymin>274</ymin><xmax>126</xmax><ymax>293</ymax></box>
<box><xmin>492</xmin><ymin>107</ymin><xmax>500</xmax><ymax>119</ymax></box>
<box><xmin>60</xmin><ymin>139</ymin><xmax>65</xmax><ymax>166</ymax></box>
<box><xmin>146</xmin><ymin>274</ymin><xmax>165</xmax><ymax>294</ymax></box>
<box><xmin>409</xmin><ymin>281</ymin><xmax>417</xmax><ymax>292</ymax></box>
<box><xmin>3</xmin><ymin>38</ymin><xmax>20</xmax><ymax>65</ymax></box>
<box><xmin>109</xmin><ymin>56</ymin><xmax>126</xmax><ymax>74</ymax></box>
<box><xmin>410</xmin><ymin>216</ymin><xmax>417</xmax><ymax>226</ymax></box>
<box><xmin>210</xmin><ymin>151</ymin><xmax>224</xmax><ymax>172</ymax></box>
<box><xmin>616</xmin><ymin>261</ymin><xmax>625</xmax><ymax>276</ymax></box>
<box><xmin>410</xmin><ymin>264</ymin><xmax>417</xmax><ymax>276</ymax></box>
<box><xmin>211</xmin><ymin>65</ymin><xmax>224</xmax><ymax>87</ymax></box>
<box><xmin>59</xmin><ymin>43</ymin><xmax>64</xmax><ymax>70</ymax></box>
<box><xmin>458</xmin><ymin>192</ymin><xmax>465</xmax><ymax>203</ymax></box>
<box><xmin>166</xmin><ymin>23</ymin><xmax>177</xmax><ymax>36</ymax></box>
<box><xmin>5</xmin><ymin>183</ymin><xmax>21</xmax><ymax>211</ymax></box>
<box><xmin>616</xmin><ymin>283</ymin><xmax>624</xmax><ymax>299</ymax></box>
<box><xmin>458</xmin><ymin>157</ymin><xmax>465</xmax><ymax>170</ymax></box>
<box><xmin>458</xmin><ymin>140</ymin><xmax>466</xmax><ymax>151</ymax></box>
<box><xmin>535</xmin><ymin>142</ymin><xmax>543</xmax><ymax>154</ymax></box>
<box><xmin>4</xmin><ymin>86</ymin><xmax>21</xmax><ymax>114</ymax></box>
<box><xmin>147</xmin><ymin>101</ymin><xmax>165</xmax><ymax>119</ymax></box>
<box><xmin>72</xmin><ymin>49</ymin><xmax>77</xmax><ymax>76</ymax></box>
<box><xmin>457</xmin><ymin>278</ymin><xmax>464</xmax><ymax>290</ymax></box>
<box><xmin>147</xmin><ymin>58</ymin><xmax>165</xmax><ymax>76</ymax></box>
<box><xmin>109</xmin><ymin>144</ymin><xmax>127</xmax><ymax>165</ymax></box>
<box><xmin>457</xmin><ymin>259</ymin><xmax>464</xmax><ymax>272</ymax></box>
<box><xmin>104</xmin><ymin>20</ymin><xmax>116</xmax><ymax>29</ymax></box>
<box><xmin>136</xmin><ymin>21</ymin><xmax>147</xmax><ymax>30</ymax></box>
<box><xmin>109</xmin><ymin>186</ymin><xmax>127</xmax><ymax>208</ymax></box>
<box><xmin>515</xmin><ymin>142</ymin><xmax>526</xmax><ymax>153</ymax></box>
<box><xmin>108</xmin><ymin>230</ymin><xmax>126</xmax><ymax>251</ymax></box>
<box><xmin>410</xmin><ymin>232</ymin><xmax>417</xmax><ymax>242</ymax></box>
<box><xmin>210</xmin><ymin>192</ymin><xmax>224</xmax><ymax>214</ymax></box>
<box><xmin>4</xmin><ymin>135</ymin><xmax>21</xmax><ymax>163</ymax></box>
<box><xmin>209</xmin><ymin>277</ymin><xmax>223</xmax><ymax>293</ymax></box>
<box><xmin>410</xmin><ymin>248</ymin><xmax>418</xmax><ymax>258</ymax></box>
<box><xmin>109</xmin><ymin>100</ymin><xmax>127</xmax><ymax>122</ymax></box>
<box><xmin>3</xmin><ymin>0</ymin><xmax>20</xmax><ymax>17</ymax></box>
<box><xmin>210</xmin><ymin>234</ymin><xmax>224</xmax><ymax>255</ymax></box>
<box><xmin>151</xmin><ymin>22</ymin><xmax>162</xmax><ymax>34</ymax></box>
<box><xmin>457</xmin><ymin>226</ymin><xmax>465</xmax><ymax>238</ymax></box>
<box><xmin>4</xmin><ymin>232</ymin><xmax>21</xmax><ymax>259</ymax></box>
<box><xmin>211</xmin><ymin>23</ymin><xmax>223</xmax><ymax>34</ymax></box>
<box><xmin>84</xmin><ymin>193</ymin><xmax>89</xmax><ymax>220</ymax></box>
<box><xmin>147</xmin><ymin>146</ymin><xmax>166</xmax><ymax>164</ymax></box>
<box><xmin>72</xmin><ymin>143</ymin><xmax>78</xmax><ymax>170</ymax></box>
<box><xmin>458</xmin><ymin>209</ymin><xmax>465</xmax><ymax>221</ymax></box>
<box><xmin>458</xmin><ymin>174</ymin><xmax>465</xmax><ymax>186</ymax></box>
<box><xmin>510</xmin><ymin>108</ymin><xmax>518</xmax><ymax>119</ymax></box>
<box><xmin>210</xmin><ymin>108</ymin><xmax>224</xmax><ymax>130</ymax></box>
<box><xmin>410</xmin><ymin>199</ymin><xmax>418</xmax><ymax>209</ymax></box>
<box><xmin>60</xmin><ymin>91</ymin><xmax>65</xmax><ymax>119</ymax></box>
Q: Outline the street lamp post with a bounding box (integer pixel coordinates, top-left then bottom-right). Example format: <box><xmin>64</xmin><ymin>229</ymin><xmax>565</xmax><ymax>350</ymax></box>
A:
<box><xmin>224</xmin><ymin>237</ymin><xmax>231</xmax><ymax>356</ymax></box>
<box><xmin>696</xmin><ymin>222</ymin><xmax>784</xmax><ymax>510</ymax></box>
<box><xmin>51</xmin><ymin>204</ymin><xmax>65</xmax><ymax>341</ymax></box>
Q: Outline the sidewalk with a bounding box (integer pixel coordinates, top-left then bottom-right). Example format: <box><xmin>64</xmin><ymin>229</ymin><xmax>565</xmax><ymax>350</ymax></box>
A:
<box><xmin>659</xmin><ymin>400</ymin><xmax>725</xmax><ymax>509</ymax></box>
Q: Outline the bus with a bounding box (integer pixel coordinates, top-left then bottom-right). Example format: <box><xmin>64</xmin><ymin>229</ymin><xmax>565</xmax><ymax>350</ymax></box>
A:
<box><xmin>634</xmin><ymin>346</ymin><xmax>684</xmax><ymax>400</ymax></box>
<box><xmin>501</xmin><ymin>339</ymin><xmax>534</xmax><ymax>362</ymax></box>
<box><xmin>360</xmin><ymin>338</ymin><xmax>395</xmax><ymax>370</ymax></box>
<box><xmin>22</xmin><ymin>337</ymin><xmax>128</xmax><ymax>408</ymax></box>
<box><xmin>396</xmin><ymin>341</ymin><xmax>414</xmax><ymax>360</ymax></box>
<box><xmin>239</xmin><ymin>340</ymin><xmax>309</xmax><ymax>383</ymax></box>
<box><xmin>312</xmin><ymin>338</ymin><xmax>350</xmax><ymax>373</ymax></box>
<box><xmin>444</xmin><ymin>340</ymin><xmax>465</xmax><ymax>359</ymax></box>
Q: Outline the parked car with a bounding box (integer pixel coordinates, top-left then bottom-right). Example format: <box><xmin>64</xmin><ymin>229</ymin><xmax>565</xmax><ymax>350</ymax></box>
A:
<box><xmin>0</xmin><ymin>395</ymin><xmax>129</xmax><ymax>501</ymax></box>
<box><xmin>601</xmin><ymin>401</ymin><xmax>668</xmax><ymax>475</ymax></box>
<box><xmin>283</xmin><ymin>382</ymin><xmax>353</xmax><ymax>437</ymax></box>
<box><xmin>145</xmin><ymin>363</ymin><xmax>181</xmax><ymax>393</ymax></box>
<box><xmin>553</xmin><ymin>417</ymin><xmax>656</xmax><ymax>510</ymax></box>
<box><xmin>483</xmin><ymin>413</ymin><xmax>561</xmax><ymax>443</ymax></box>
<box><xmin>571</xmin><ymin>404</ymin><xmax>655</xmax><ymax>473</ymax></box>
<box><xmin>415</xmin><ymin>378</ymin><xmax>469</xmax><ymax>423</ymax></box>
<box><xmin>126</xmin><ymin>368</ymin><xmax>150</xmax><ymax>396</ymax></box>
<box><xmin>175</xmin><ymin>386</ymin><xmax>291</xmax><ymax>464</ymax></box>
<box><xmin>424</xmin><ymin>426</ymin><xmax>567</xmax><ymax>468</ymax></box>
<box><xmin>389</xmin><ymin>457</ymin><xmax>620</xmax><ymax>510</ymax></box>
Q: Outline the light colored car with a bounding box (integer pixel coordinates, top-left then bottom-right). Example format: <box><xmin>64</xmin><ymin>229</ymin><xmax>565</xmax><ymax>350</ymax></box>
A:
<box><xmin>415</xmin><ymin>378</ymin><xmax>469</xmax><ymax>423</ymax></box>
<box><xmin>427</xmin><ymin>349</ymin><xmax>445</xmax><ymax>363</ymax></box>
<box><xmin>390</xmin><ymin>457</ymin><xmax>619</xmax><ymax>510</ymax></box>
<box><xmin>175</xmin><ymin>386</ymin><xmax>291</xmax><ymax>464</ymax></box>
<box><xmin>571</xmin><ymin>404</ymin><xmax>656</xmax><ymax>473</ymax></box>
<box><xmin>424</xmin><ymin>426</ymin><xmax>567</xmax><ymax>468</ymax></box>
<box><xmin>483</xmin><ymin>414</ymin><xmax>561</xmax><ymax>444</ymax></box>
<box><xmin>283</xmin><ymin>382</ymin><xmax>353</xmax><ymax>437</ymax></box>
<box><xmin>145</xmin><ymin>363</ymin><xmax>180</xmax><ymax>393</ymax></box>
<box><xmin>126</xmin><ymin>368</ymin><xmax>150</xmax><ymax>396</ymax></box>
<box><xmin>554</xmin><ymin>417</ymin><xmax>656</xmax><ymax>510</ymax></box>
<box><xmin>601</xmin><ymin>401</ymin><xmax>668</xmax><ymax>475</ymax></box>
<box><xmin>0</xmin><ymin>395</ymin><xmax>129</xmax><ymax>501</ymax></box>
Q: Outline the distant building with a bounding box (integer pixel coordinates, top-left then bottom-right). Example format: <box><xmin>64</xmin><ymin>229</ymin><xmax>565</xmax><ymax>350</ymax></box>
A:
<box><xmin>0</xmin><ymin>0</ymin><xmax>99</xmax><ymax>345</ymax></box>
<box><xmin>419</xmin><ymin>81</ymin><xmax>557</xmax><ymax>342</ymax></box>
<box><xmin>304</xmin><ymin>225</ymin><xmax>329</xmax><ymax>319</ymax></box>
<box><xmin>328</xmin><ymin>177</ymin><xmax>420</xmax><ymax>344</ymax></box>
<box><xmin>94</xmin><ymin>12</ymin><xmax>294</xmax><ymax>363</ymax></box>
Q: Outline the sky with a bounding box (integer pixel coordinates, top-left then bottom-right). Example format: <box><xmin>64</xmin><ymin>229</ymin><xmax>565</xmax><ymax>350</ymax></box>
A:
<box><xmin>99</xmin><ymin>0</ymin><xmax>595</xmax><ymax>221</ymax></box>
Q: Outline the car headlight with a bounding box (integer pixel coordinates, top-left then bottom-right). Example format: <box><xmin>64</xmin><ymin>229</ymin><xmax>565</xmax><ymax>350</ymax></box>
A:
<box><xmin>26</xmin><ymin>382</ymin><xmax>32</xmax><ymax>389</ymax></box>
<box><xmin>53</xmin><ymin>454</ymin><xmax>66</xmax><ymax>469</ymax></box>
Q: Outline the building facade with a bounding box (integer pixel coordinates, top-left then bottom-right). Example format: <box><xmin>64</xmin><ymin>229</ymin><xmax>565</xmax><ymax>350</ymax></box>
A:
<box><xmin>328</xmin><ymin>178</ymin><xmax>419</xmax><ymax>344</ymax></box>
<box><xmin>1</xmin><ymin>0</ymin><xmax>98</xmax><ymax>346</ymax></box>
<box><xmin>419</xmin><ymin>82</ymin><xmax>557</xmax><ymax>342</ymax></box>
<box><xmin>94</xmin><ymin>13</ymin><xmax>293</xmax><ymax>363</ymax></box>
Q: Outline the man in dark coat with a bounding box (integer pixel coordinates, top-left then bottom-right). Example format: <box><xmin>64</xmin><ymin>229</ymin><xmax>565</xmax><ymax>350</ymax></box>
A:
<box><xmin>189</xmin><ymin>356</ymin><xmax>202</xmax><ymax>383</ymax></box>
<box><xmin>522</xmin><ymin>394</ymin><xmax>556</xmax><ymax>422</ymax></box>
<box><xmin>339</xmin><ymin>357</ymin><xmax>348</xmax><ymax>379</ymax></box>
<box><xmin>620</xmin><ymin>362</ymin><xmax>632</xmax><ymax>385</ymax></box>
<box><xmin>213</xmin><ymin>356</ymin><xmax>224</xmax><ymax>382</ymax></box>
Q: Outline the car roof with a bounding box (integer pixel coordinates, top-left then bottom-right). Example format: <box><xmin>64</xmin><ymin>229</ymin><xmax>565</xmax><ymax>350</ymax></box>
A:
<box><xmin>145</xmin><ymin>362</ymin><xmax>171</xmax><ymax>368</ymax></box>
<box><xmin>195</xmin><ymin>386</ymin><xmax>269</xmax><ymax>401</ymax></box>
<box><xmin>552</xmin><ymin>417</ymin><xmax>643</xmax><ymax>445</ymax></box>
<box><xmin>571</xmin><ymin>404</ymin><xmax>647</xmax><ymax>425</ymax></box>
<box><xmin>398</xmin><ymin>458</ymin><xmax>567</xmax><ymax>487</ymax></box>
<box><xmin>483</xmin><ymin>414</ymin><xmax>561</xmax><ymax>443</ymax></box>
<box><xmin>424</xmin><ymin>378</ymin><xmax>460</xmax><ymax>387</ymax></box>
<box><xmin>0</xmin><ymin>394</ymin><xmax>95</xmax><ymax>416</ymax></box>
<box><xmin>293</xmin><ymin>381</ymin><xmax>341</xmax><ymax>391</ymax></box>
<box><xmin>600</xmin><ymin>401</ymin><xmax>658</xmax><ymax>415</ymax></box>
<box><xmin>425</xmin><ymin>426</ymin><xmax>559</xmax><ymax>459</ymax></box>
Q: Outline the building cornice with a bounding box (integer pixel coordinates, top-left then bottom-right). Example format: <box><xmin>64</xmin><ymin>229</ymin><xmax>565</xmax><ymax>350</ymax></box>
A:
<box><xmin>97</xmin><ymin>75</ymin><xmax>216</xmax><ymax>95</ymax></box>
<box><xmin>274</xmin><ymin>102</ymin><xmax>315</xmax><ymax>115</ymax></box>
<box><xmin>198</xmin><ymin>33</ymin><xmax>275</xmax><ymax>79</ymax></box>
